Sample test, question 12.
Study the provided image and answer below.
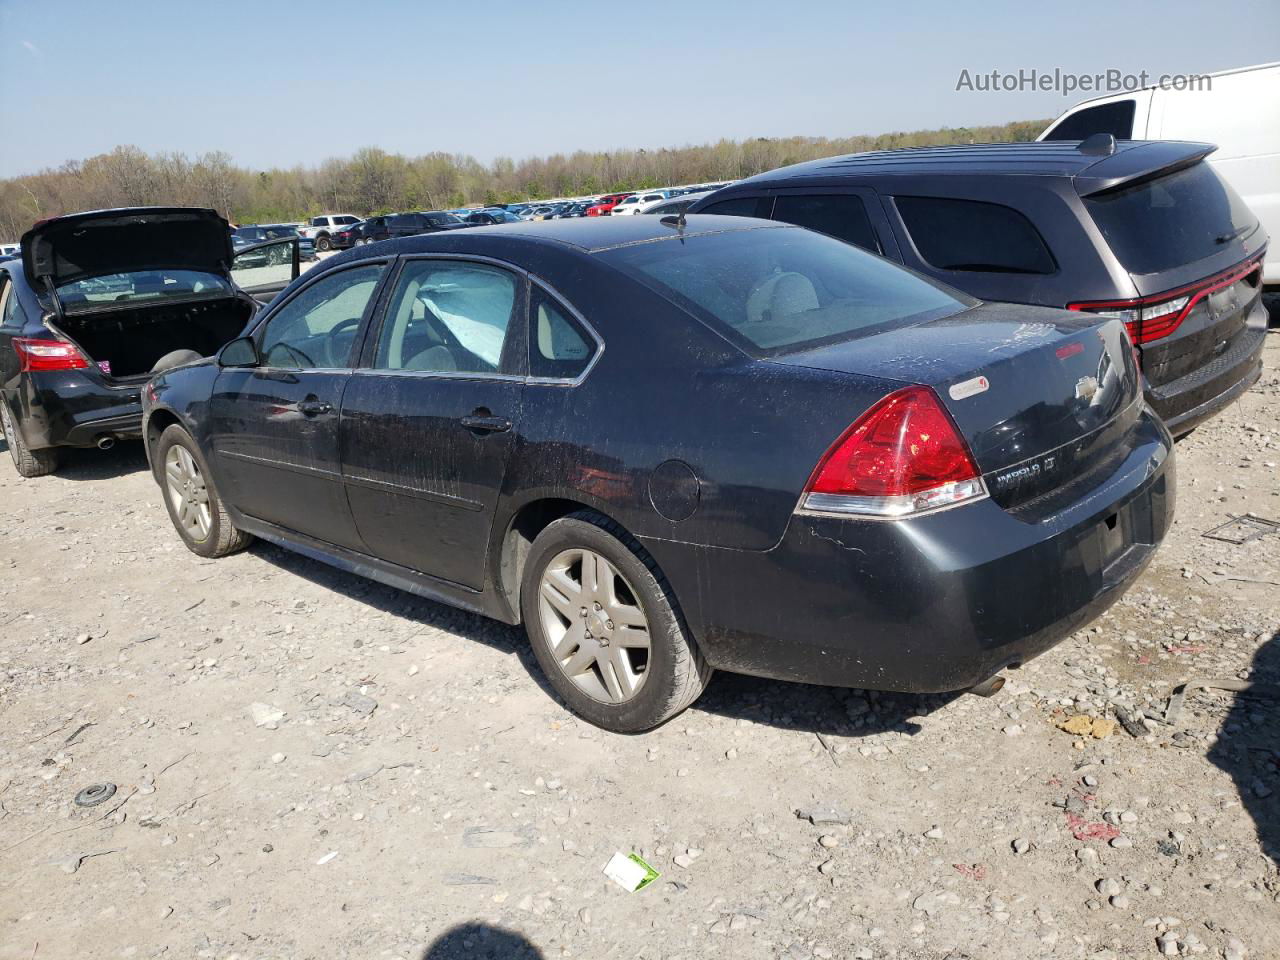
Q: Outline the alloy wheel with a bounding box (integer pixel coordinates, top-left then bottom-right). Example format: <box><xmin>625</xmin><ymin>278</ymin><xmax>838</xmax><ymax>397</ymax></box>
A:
<box><xmin>538</xmin><ymin>548</ymin><xmax>651</xmax><ymax>704</ymax></box>
<box><xmin>165</xmin><ymin>444</ymin><xmax>212</xmax><ymax>541</ymax></box>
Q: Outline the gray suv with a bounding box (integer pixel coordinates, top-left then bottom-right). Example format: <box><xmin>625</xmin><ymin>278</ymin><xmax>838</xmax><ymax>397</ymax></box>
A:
<box><xmin>689</xmin><ymin>139</ymin><xmax>1268</xmax><ymax>436</ymax></box>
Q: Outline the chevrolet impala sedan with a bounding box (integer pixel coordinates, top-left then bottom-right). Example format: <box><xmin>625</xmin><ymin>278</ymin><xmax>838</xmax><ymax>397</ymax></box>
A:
<box><xmin>143</xmin><ymin>215</ymin><xmax>1174</xmax><ymax>732</ymax></box>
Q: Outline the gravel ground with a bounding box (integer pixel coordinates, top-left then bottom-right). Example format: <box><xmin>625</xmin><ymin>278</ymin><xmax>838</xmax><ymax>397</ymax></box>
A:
<box><xmin>1</xmin><ymin>336</ymin><xmax>1277</xmax><ymax>960</ymax></box>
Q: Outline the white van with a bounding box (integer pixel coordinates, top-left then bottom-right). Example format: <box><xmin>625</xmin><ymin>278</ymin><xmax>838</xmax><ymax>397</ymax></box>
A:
<box><xmin>1039</xmin><ymin>62</ymin><xmax>1280</xmax><ymax>286</ymax></box>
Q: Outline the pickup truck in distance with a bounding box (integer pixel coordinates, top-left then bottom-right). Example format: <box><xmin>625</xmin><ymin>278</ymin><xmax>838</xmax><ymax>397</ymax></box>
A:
<box><xmin>300</xmin><ymin>214</ymin><xmax>362</xmax><ymax>251</ymax></box>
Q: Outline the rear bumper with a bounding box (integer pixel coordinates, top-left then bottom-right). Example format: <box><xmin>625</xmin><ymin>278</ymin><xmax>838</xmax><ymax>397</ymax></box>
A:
<box><xmin>647</xmin><ymin>409</ymin><xmax>1174</xmax><ymax>693</ymax></box>
<box><xmin>1145</xmin><ymin>302</ymin><xmax>1267</xmax><ymax>436</ymax></box>
<box><xmin>16</xmin><ymin>372</ymin><xmax>143</xmax><ymax>450</ymax></box>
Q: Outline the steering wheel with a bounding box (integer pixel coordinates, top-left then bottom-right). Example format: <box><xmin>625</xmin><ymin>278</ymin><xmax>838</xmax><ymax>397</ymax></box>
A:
<box><xmin>322</xmin><ymin>317</ymin><xmax>363</xmax><ymax>367</ymax></box>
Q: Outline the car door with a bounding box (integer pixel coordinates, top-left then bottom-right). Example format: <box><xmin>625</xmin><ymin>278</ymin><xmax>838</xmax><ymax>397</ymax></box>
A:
<box><xmin>207</xmin><ymin>259</ymin><xmax>392</xmax><ymax>548</ymax></box>
<box><xmin>339</xmin><ymin>256</ymin><xmax>526</xmax><ymax>589</ymax></box>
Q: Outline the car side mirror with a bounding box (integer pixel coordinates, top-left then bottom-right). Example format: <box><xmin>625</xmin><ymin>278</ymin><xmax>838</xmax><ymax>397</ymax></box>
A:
<box><xmin>218</xmin><ymin>336</ymin><xmax>259</xmax><ymax>368</ymax></box>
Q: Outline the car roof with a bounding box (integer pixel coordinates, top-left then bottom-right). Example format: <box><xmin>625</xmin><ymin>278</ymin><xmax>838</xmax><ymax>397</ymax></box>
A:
<box><xmin>330</xmin><ymin>214</ymin><xmax>780</xmax><ymax>259</ymax></box>
<box><xmin>728</xmin><ymin>139</ymin><xmax>1215</xmax><ymax>194</ymax></box>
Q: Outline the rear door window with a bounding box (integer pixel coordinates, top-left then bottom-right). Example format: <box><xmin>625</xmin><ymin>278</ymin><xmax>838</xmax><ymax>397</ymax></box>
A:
<box><xmin>771</xmin><ymin>194</ymin><xmax>882</xmax><ymax>253</ymax></box>
<box><xmin>1085</xmin><ymin>161</ymin><xmax>1260</xmax><ymax>275</ymax></box>
<box><xmin>375</xmin><ymin>260</ymin><xmax>519</xmax><ymax>375</ymax></box>
<box><xmin>894</xmin><ymin>196</ymin><xmax>1057</xmax><ymax>275</ymax></box>
<box><xmin>1042</xmin><ymin>100</ymin><xmax>1136</xmax><ymax>141</ymax></box>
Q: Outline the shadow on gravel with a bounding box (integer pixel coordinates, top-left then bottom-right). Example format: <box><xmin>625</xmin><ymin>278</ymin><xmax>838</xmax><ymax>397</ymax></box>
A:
<box><xmin>247</xmin><ymin>539</ymin><xmax>959</xmax><ymax>735</ymax></box>
<box><xmin>247</xmin><ymin>540</ymin><xmax>554</xmax><ymax>700</ymax></box>
<box><xmin>46</xmin><ymin>439</ymin><xmax>150</xmax><ymax>481</ymax></box>
<box><xmin>1210</xmin><ymin>629</ymin><xmax>1280</xmax><ymax>865</ymax></box>
<box><xmin>420</xmin><ymin>923</ymin><xmax>543</xmax><ymax>959</ymax></box>
<box><xmin>693</xmin><ymin>671</ymin><xmax>961</xmax><ymax>737</ymax></box>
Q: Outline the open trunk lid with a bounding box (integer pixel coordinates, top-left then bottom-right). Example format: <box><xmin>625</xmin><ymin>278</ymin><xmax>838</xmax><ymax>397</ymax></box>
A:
<box><xmin>21</xmin><ymin>207</ymin><xmax>234</xmax><ymax>291</ymax></box>
<box><xmin>772</xmin><ymin>302</ymin><xmax>1143</xmax><ymax>512</ymax></box>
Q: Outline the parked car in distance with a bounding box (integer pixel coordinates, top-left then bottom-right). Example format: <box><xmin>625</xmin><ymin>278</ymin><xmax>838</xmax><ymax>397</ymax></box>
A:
<box><xmin>327</xmin><ymin>220</ymin><xmax>365</xmax><ymax>250</ymax></box>
<box><xmin>553</xmin><ymin>201</ymin><xmax>592</xmax><ymax>219</ymax></box>
<box><xmin>691</xmin><ymin>140</ymin><xmax>1269</xmax><ymax>436</ymax></box>
<box><xmin>0</xmin><ymin>207</ymin><xmax>299</xmax><ymax>476</ymax></box>
<box><xmin>0</xmin><ymin>243</ymin><xmax>18</xmax><ymax>257</ymax></box>
<box><xmin>233</xmin><ymin>224</ymin><xmax>316</xmax><ymax>260</ymax></box>
<box><xmin>610</xmin><ymin>190</ymin><xmax>672</xmax><ymax>216</ymax></box>
<box><xmin>354</xmin><ymin>211</ymin><xmax>469</xmax><ymax>244</ymax></box>
<box><xmin>1039</xmin><ymin>61</ymin><xmax>1279</xmax><ymax>287</ymax></box>
<box><xmin>299</xmin><ymin>214</ymin><xmax>362</xmax><ymax>252</ymax></box>
<box><xmin>585</xmin><ymin>193</ymin><xmax>634</xmax><ymax>216</ymax></box>
<box><xmin>143</xmin><ymin>215</ymin><xmax>1171</xmax><ymax>732</ymax></box>
<box><xmin>465</xmin><ymin>208</ymin><xmax>523</xmax><ymax>225</ymax></box>
<box><xmin>638</xmin><ymin>191</ymin><xmax>713</xmax><ymax>216</ymax></box>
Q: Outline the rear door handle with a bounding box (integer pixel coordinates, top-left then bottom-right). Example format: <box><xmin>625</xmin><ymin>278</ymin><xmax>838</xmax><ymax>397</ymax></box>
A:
<box><xmin>460</xmin><ymin>414</ymin><xmax>511</xmax><ymax>434</ymax></box>
<box><xmin>297</xmin><ymin>399</ymin><xmax>333</xmax><ymax>416</ymax></box>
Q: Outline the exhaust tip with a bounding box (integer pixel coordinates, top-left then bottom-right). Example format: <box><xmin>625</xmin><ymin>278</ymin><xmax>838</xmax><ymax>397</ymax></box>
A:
<box><xmin>967</xmin><ymin>674</ymin><xmax>1006</xmax><ymax>698</ymax></box>
<box><xmin>96</xmin><ymin>435</ymin><xmax>115</xmax><ymax>450</ymax></box>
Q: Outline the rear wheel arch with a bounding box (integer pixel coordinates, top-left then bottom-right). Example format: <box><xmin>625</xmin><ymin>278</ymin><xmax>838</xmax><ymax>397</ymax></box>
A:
<box><xmin>496</xmin><ymin>497</ymin><xmax>642</xmax><ymax>624</ymax></box>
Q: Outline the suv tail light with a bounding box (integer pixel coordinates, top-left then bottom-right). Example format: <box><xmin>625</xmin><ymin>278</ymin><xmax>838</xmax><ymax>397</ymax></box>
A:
<box><xmin>14</xmin><ymin>337</ymin><xmax>90</xmax><ymax>372</ymax></box>
<box><xmin>800</xmin><ymin>386</ymin><xmax>987</xmax><ymax>519</ymax></box>
<box><xmin>1069</xmin><ymin>255</ymin><xmax>1262</xmax><ymax>345</ymax></box>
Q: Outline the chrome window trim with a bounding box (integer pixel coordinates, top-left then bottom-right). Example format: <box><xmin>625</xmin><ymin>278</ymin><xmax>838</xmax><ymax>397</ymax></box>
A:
<box><xmin>525</xmin><ymin>276</ymin><xmax>604</xmax><ymax>388</ymax></box>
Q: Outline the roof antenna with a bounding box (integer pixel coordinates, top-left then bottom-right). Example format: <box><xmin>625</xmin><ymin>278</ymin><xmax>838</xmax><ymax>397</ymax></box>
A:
<box><xmin>660</xmin><ymin>210</ymin><xmax>687</xmax><ymax>231</ymax></box>
<box><xmin>1078</xmin><ymin>132</ymin><xmax>1116</xmax><ymax>156</ymax></box>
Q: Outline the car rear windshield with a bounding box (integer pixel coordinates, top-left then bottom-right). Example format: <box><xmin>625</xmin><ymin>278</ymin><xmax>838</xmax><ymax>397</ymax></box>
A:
<box><xmin>57</xmin><ymin>270</ymin><xmax>233</xmax><ymax>312</ymax></box>
<box><xmin>598</xmin><ymin>226</ymin><xmax>969</xmax><ymax>355</ymax></box>
<box><xmin>1085</xmin><ymin>161</ymin><xmax>1261</xmax><ymax>275</ymax></box>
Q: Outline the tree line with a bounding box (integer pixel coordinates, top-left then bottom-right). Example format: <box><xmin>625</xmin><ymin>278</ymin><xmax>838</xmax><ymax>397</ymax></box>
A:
<box><xmin>0</xmin><ymin>119</ymin><xmax>1047</xmax><ymax>239</ymax></box>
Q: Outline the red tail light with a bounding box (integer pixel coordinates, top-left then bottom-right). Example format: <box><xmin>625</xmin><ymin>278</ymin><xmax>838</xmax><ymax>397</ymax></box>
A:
<box><xmin>801</xmin><ymin>386</ymin><xmax>987</xmax><ymax>519</ymax></box>
<box><xmin>1068</xmin><ymin>255</ymin><xmax>1262</xmax><ymax>345</ymax></box>
<box><xmin>14</xmin><ymin>337</ymin><xmax>90</xmax><ymax>372</ymax></box>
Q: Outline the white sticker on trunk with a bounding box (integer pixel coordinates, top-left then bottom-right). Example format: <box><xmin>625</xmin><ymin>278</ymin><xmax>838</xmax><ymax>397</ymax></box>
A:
<box><xmin>948</xmin><ymin>376</ymin><xmax>990</xmax><ymax>400</ymax></box>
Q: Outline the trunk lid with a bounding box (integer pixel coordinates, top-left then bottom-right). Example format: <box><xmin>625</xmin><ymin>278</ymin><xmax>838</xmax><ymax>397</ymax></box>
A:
<box><xmin>21</xmin><ymin>207</ymin><xmax>234</xmax><ymax>290</ymax></box>
<box><xmin>771</xmin><ymin>302</ymin><xmax>1142</xmax><ymax>512</ymax></box>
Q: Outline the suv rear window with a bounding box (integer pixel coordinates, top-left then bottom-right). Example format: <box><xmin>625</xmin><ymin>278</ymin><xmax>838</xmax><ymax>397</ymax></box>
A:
<box><xmin>598</xmin><ymin>225</ymin><xmax>967</xmax><ymax>355</ymax></box>
<box><xmin>895</xmin><ymin>196</ymin><xmax>1057</xmax><ymax>275</ymax></box>
<box><xmin>1085</xmin><ymin>161</ymin><xmax>1260</xmax><ymax>275</ymax></box>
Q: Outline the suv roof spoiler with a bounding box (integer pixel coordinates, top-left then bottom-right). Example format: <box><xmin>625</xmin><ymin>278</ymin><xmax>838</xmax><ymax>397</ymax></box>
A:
<box><xmin>1074</xmin><ymin>140</ymin><xmax>1217</xmax><ymax>197</ymax></box>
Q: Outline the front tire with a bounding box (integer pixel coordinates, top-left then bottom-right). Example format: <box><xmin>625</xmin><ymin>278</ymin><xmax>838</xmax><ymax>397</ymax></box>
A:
<box><xmin>0</xmin><ymin>399</ymin><xmax>59</xmax><ymax>478</ymax></box>
<box><xmin>155</xmin><ymin>424</ymin><xmax>251</xmax><ymax>558</ymax></box>
<box><xmin>521</xmin><ymin>511</ymin><xmax>711</xmax><ymax>733</ymax></box>
<box><xmin>315</xmin><ymin>235</ymin><xmax>331</xmax><ymax>252</ymax></box>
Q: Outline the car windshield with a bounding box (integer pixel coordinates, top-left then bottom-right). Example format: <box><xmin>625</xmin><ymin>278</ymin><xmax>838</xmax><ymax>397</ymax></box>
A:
<box><xmin>598</xmin><ymin>225</ymin><xmax>968</xmax><ymax>355</ymax></box>
<box><xmin>1085</xmin><ymin>161</ymin><xmax>1261</xmax><ymax>275</ymax></box>
<box><xmin>57</xmin><ymin>270</ymin><xmax>233</xmax><ymax>312</ymax></box>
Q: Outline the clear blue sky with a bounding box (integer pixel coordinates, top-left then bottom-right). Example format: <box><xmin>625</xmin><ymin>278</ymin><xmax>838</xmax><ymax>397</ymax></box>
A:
<box><xmin>1</xmin><ymin>0</ymin><xmax>1277</xmax><ymax>178</ymax></box>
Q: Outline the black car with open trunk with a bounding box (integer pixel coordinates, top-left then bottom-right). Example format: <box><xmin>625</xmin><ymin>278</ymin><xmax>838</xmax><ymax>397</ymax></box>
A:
<box><xmin>0</xmin><ymin>207</ymin><xmax>299</xmax><ymax>476</ymax></box>
<box><xmin>689</xmin><ymin>138</ymin><xmax>1269</xmax><ymax>437</ymax></box>
<box><xmin>142</xmin><ymin>216</ymin><xmax>1173</xmax><ymax>732</ymax></box>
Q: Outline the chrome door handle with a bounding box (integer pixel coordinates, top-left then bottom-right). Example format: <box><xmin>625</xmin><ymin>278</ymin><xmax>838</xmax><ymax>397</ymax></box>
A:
<box><xmin>460</xmin><ymin>414</ymin><xmax>511</xmax><ymax>433</ymax></box>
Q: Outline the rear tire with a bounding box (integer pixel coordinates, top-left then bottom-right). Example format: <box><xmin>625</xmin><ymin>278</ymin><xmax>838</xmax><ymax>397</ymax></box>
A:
<box><xmin>520</xmin><ymin>511</ymin><xmax>711</xmax><ymax>733</ymax></box>
<box><xmin>0</xmin><ymin>400</ymin><xmax>59</xmax><ymax>478</ymax></box>
<box><xmin>315</xmin><ymin>235</ymin><xmax>331</xmax><ymax>252</ymax></box>
<box><xmin>155</xmin><ymin>423</ymin><xmax>251</xmax><ymax>558</ymax></box>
